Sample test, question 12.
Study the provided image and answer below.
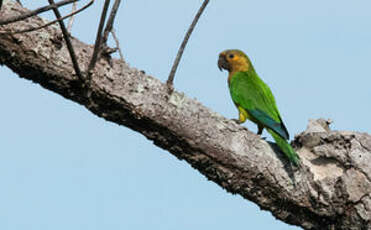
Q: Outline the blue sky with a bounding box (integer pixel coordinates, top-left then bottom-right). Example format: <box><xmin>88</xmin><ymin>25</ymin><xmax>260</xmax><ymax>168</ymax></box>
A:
<box><xmin>1</xmin><ymin>0</ymin><xmax>371</xmax><ymax>229</ymax></box>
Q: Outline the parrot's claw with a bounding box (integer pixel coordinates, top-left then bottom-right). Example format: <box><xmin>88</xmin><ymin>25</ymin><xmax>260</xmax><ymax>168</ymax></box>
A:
<box><xmin>231</xmin><ymin>119</ymin><xmax>242</xmax><ymax>124</ymax></box>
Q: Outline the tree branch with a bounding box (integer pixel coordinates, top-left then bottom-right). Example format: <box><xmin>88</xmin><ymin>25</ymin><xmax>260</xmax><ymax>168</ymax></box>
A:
<box><xmin>0</xmin><ymin>0</ymin><xmax>77</xmax><ymax>25</ymax></box>
<box><xmin>166</xmin><ymin>0</ymin><xmax>209</xmax><ymax>90</ymax></box>
<box><xmin>0</xmin><ymin>2</ymin><xmax>370</xmax><ymax>229</ymax></box>
<box><xmin>102</xmin><ymin>0</ymin><xmax>121</xmax><ymax>46</ymax></box>
<box><xmin>67</xmin><ymin>1</ymin><xmax>77</xmax><ymax>32</ymax></box>
<box><xmin>110</xmin><ymin>29</ymin><xmax>124</xmax><ymax>62</ymax></box>
<box><xmin>48</xmin><ymin>0</ymin><xmax>84</xmax><ymax>82</ymax></box>
<box><xmin>0</xmin><ymin>0</ymin><xmax>94</xmax><ymax>34</ymax></box>
<box><xmin>87</xmin><ymin>0</ymin><xmax>110</xmax><ymax>75</ymax></box>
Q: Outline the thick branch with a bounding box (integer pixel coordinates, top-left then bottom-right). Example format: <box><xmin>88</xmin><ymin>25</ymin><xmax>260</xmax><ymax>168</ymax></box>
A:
<box><xmin>0</xmin><ymin>2</ymin><xmax>370</xmax><ymax>229</ymax></box>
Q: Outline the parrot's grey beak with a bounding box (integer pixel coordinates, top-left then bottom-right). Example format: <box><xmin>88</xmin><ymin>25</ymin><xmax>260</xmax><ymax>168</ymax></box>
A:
<box><xmin>218</xmin><ymin>54</ymin><xmax>230</xmax><ymax>72</ymax></box>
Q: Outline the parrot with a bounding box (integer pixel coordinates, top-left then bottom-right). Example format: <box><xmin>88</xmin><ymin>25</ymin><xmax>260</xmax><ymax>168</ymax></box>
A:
<box><xmin>217</xmin><ymin>49</ymin><xmax>300</xmax><ymax>165</ymax></box>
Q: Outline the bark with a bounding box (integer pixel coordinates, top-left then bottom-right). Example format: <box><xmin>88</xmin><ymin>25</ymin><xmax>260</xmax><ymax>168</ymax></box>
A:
<box><xmin>0</xmin><ymin>2</ymin><xmax>370</xmax><ymax>229</ymax></box>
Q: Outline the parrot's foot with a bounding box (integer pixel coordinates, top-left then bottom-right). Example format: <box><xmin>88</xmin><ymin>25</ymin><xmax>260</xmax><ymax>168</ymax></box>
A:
<box><xmin>257</xmin><ymin>126</ymin><xmax>264</xmax><ymax>135</ymax></box>
<box><xmin>231</xmin><ymin>119</ymin><xmax>242</xmax><ymax>124</ymax></box>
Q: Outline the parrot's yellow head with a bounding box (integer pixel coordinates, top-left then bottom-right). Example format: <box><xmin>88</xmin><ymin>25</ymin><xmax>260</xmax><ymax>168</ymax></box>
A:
<box><xmin>218</xmin><ymin>49</ymin><xmax>253</xmax><ymax>74</ymax></box>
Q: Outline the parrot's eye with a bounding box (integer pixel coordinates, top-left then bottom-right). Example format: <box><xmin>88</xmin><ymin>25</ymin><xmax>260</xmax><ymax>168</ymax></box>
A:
<box><xmin>228</xmin><ymin>54</ymin><xmax>235</xmax><ymax>59</ymax></box>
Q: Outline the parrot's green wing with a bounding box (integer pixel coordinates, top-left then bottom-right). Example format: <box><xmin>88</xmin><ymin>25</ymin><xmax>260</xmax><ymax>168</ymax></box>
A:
<box><xmin>230</xmin><ymin>71</ymin><xmax>290</xmax><ymax>140</ymax></box>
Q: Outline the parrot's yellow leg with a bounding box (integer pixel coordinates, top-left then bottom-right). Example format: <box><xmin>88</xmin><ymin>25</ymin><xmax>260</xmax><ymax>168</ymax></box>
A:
<box><xmin>237</xmin><ymin>106</ymin><xmax>249</xmax><ymax>123</ymax></box>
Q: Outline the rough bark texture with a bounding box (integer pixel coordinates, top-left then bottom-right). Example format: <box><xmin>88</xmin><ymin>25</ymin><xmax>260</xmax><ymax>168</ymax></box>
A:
<box><xmin>1</xmin><ymin>2</ymin><xmax>370</xmax><ymax>229</ymax></box>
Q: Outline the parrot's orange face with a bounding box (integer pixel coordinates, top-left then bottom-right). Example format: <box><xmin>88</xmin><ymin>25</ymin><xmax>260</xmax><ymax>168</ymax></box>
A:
<box><xmin>218</xmin><ymin>50</ymin><xmax>251</xmax><ymax>73</ymax></box>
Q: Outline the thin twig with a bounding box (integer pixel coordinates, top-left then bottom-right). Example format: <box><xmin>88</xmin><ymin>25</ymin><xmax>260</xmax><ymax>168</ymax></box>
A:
<box><xmin>102</xmin><ymin>0</ymin><xmax>121</xmax><ymax>45</ymax></box>
<box><xmin>111</xmin><ymin>29</ymin><xmax>124</xmax><ymax>62</ymax></box>
<box><xmin>48</xmin><ymin>0</ymin><xmax>84</xmax><ymax>83</ymax></box>
<box><xmin>87</xmin><ymin>0</ymin><xmax>111</xmax><ymax>74</ymax></box>
<box><xmin>0</xmin><ymin>0</ymin><xmax>94</xmax><ymax>35</ymax></box>
<box><xmin>0</xmin><ymin>0</ymin><xmax>77</xmax><ymax>26</ymax></box>
<box><xmin>166</xmin><ymin>0</ymin><xmax>210</xmax><ymax>90</ymax></box>
<box><xmin>67</xmin><ymin>1</ymin><xmax>77</xmax><ymax>32</ymax></box>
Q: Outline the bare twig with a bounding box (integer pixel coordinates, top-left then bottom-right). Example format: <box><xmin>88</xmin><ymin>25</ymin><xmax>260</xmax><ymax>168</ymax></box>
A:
<box><xmin>67</xmin><ymin>1</ymin><xmax>77</xmax><ymax>32</ymax></box>
<box><xmin>102</xmin><ymin>0</ymin><xmax>122</xmax><ymax>45</ymax></box>
<box><xmin>111</xmin><ymin>29</ymin><xmax>124</xmax><ymax>62</ymax></box>
<box><xmin>87</xmin><ymin>0</ymin><xmax>111</xmax><ymax>74</ymax></box>
<box><xmin>0</xmin><ymin>0</ymin><xmax>94</xmax><ymax>35</ymax></box>
<box><xmin>0</xmin><ymin>0</ymin><xmax>77</xmax><ymax>26</ymax></box>
<box><xmin>48</xmin><ymin>0</ymin><xmax>84</xmax><ymax>83</ymax></box>
<box><xmin>166</xmin><ymin>0</ymin><xmax>210</xmax><ymax>90</ymax></box>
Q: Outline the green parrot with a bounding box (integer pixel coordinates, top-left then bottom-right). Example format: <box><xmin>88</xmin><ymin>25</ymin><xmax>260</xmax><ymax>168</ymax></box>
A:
<box><xmin>217</xmin><ymin>49</ymin><xmax>300</xmax><ymax>165</ymax></box>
